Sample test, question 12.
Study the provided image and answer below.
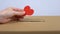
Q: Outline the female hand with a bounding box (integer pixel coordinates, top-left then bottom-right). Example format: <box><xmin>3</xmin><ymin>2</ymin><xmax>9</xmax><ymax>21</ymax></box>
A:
<box><xmin>0</xmin><ymin>7</ymin><xmax>25</xmax><ymax>24</ymax></box>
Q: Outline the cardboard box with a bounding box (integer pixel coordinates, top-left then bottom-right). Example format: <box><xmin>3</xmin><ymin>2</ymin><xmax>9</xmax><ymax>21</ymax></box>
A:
<box><xmin>0</xmin><ymin>16</ymin><xmax>60</xmax><ymax>34</ymax></box>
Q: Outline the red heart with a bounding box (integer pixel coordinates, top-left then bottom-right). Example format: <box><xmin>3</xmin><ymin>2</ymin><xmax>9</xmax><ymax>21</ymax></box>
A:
<box><xmin>24</xmin><ymin>6</ymin><xmax>34</xmax><ymax>16</ymax></box>
<box><xmin>26</xmin><ymin>9</ymin><xmax>34</xmax><ymax>15</ymax></box>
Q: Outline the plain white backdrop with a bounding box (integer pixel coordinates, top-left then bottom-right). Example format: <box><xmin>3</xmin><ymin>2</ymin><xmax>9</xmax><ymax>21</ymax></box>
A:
<box><xmin>0</xmin><ymin>0</ymin><xmax>60</xmax><ymax>16</ymax></box>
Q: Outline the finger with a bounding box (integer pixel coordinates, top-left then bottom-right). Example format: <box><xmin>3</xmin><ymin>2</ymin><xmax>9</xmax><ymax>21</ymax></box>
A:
<box><xmin>13</xmin><ymin>8</ymin><xmax>20</xmax><ymax>11</ymax></box>
<box><xmin>11</xmin><ymin>15</ymin><xmax>24</xmax><ymax>21</ymax></box>
<box><xmin>4</xmin><ymin>7</ymin><xmax>20</xmax><ymax>11</ymax></box>
<box><xmin>6</xmin><ymin>7</ymin><xmax>25</xmax><ymax>16</ymax></box>
<box><xmin>13</xmin><ymin>9</ymin><xmax>25</xmax><ymax>16</ymax></box>
<box><xmin>11</xmin><ymin>7</ymin><xmax>25</xmax><ymax>15</ymax></box>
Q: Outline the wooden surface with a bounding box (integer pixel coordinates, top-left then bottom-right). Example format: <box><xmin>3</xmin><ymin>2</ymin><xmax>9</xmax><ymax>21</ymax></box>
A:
<box><xmin>0</xmin><ymin>16</ymin><xmax>60</xmax><ymax>32</ymax></box>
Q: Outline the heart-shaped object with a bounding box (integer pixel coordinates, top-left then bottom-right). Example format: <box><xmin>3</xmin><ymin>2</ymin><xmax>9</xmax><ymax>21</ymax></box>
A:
<box><xmin>24</xmin><ymin>6</ymin><xmax>34</xmax><ymax>16</ymax></box>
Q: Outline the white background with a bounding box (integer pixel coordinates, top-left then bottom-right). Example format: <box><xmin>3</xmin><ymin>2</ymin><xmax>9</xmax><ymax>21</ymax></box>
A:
<box><xmin>0</xmin><ymin>0</ymin><xmax>60</xmax><ymax>16</ymax></box>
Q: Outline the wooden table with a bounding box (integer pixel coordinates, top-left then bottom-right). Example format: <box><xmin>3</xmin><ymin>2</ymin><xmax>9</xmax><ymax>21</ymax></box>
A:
<box><xmin>0</xmin><ymin>16</ymin><xmax>60</xmax><ymax>34</ymax></box>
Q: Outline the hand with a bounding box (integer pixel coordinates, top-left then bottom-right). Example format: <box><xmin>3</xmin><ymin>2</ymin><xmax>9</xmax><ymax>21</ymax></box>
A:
<box><xmin>0</xmin><ymin>7</ymin><xmax>25</xmax><ymax>24</ymax></box>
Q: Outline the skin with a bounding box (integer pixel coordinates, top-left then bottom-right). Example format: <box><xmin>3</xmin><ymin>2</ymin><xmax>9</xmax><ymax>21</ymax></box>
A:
<box><xmin>0</xmin><ymin>7</ymin><xmax>25</xmax><ymax>24</ymax></box>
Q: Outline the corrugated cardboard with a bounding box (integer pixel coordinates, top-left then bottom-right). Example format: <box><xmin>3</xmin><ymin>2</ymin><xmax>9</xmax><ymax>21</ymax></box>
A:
<box><xmin>0</xmin><ymin>16</ymin><xmax>60</xmax><ymax>34</ymax></box>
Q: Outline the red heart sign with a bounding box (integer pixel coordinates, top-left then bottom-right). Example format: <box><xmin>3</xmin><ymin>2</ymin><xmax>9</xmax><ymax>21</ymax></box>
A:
<box><xmin>24</xmin><ymin>6</ymin><xmax>34</xmax><ymax>16</ymax></box>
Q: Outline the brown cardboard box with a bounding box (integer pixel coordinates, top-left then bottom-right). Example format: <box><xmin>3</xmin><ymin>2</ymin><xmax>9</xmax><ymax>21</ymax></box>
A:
<box><xmin>0</xmin><ymin>16</ymin><xmax>60</xmax><ymax>34</ymax></box>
